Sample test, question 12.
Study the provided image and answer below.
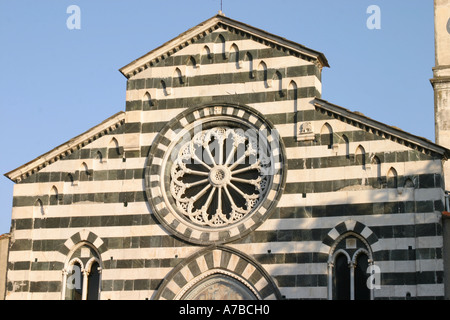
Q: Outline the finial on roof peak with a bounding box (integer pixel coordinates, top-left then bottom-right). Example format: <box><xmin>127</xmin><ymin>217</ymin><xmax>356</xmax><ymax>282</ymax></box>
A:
<box><xmin>218</xmin><ymin>0</ymin><xmax>225</xmax><ymax>16</ymax></box>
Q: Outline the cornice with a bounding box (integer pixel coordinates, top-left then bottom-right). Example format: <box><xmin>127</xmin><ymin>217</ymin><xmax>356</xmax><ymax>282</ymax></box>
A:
<box><xmin>313</xmin><ymin>98</ymin><xmax>450</xmax><ymax>160</ymax></box>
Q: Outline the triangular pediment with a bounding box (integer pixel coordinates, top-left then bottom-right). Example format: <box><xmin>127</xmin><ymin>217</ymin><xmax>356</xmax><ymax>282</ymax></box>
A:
<box><xmin>119</xmin><ymin>14</ymin><xmax>329</xmax><ymax>79</ymax></box>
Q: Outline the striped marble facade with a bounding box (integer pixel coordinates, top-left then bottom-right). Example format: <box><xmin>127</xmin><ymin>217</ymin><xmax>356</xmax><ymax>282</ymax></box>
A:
<box><xmin>4</xmin><ymin>15</ymin><xmax>448</xmax><ymax>300</ymax></box>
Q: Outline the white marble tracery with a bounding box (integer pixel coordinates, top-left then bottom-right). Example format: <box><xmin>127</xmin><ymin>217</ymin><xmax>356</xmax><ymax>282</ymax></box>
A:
<box><xmin>170</xmin><ymin>127</ymin><xmax>270</xmax><ymax>227</ymax></box>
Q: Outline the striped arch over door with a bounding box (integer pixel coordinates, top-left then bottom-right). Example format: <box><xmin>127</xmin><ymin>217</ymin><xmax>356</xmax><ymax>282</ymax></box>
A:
<box><xmin>154</xmin><ymin>245</ymin><xmax>282</xmax><ymax>300</ymax></box>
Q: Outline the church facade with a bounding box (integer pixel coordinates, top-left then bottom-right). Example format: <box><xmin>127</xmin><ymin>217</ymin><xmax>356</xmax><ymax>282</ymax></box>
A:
<box><xmin>3</xmin><ymin>13</ymin><xmax>449</xmax><ymax>300</ymax></box>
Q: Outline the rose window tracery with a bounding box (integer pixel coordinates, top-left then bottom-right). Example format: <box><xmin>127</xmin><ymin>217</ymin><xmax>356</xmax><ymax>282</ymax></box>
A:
<box><xmin>170</xmin><ymin>127</ymin><xmax>270</xmax><ymax>227</ymax></box>
<box><xmin>145</xmin><ymin>104</ymin><xmax>286</xmax><ymax>245</ymax></box>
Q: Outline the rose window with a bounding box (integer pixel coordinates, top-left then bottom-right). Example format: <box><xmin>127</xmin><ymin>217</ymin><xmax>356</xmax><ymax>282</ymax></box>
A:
<box><xmin>145</xmin><ymin>104</ymin><xmax>285</xmax><ymax>245</ymax></box>
<box><xmin>170</xmin><ymin>127</ymin><xmax>270</xmax><ymax>227</ymax></box>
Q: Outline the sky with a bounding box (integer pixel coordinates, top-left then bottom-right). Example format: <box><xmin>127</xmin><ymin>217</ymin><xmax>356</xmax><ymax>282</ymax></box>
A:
<box><xmin>0</xmin><ymin>0</ymin><xmax>436</xmax><ymax>235</ymax></box>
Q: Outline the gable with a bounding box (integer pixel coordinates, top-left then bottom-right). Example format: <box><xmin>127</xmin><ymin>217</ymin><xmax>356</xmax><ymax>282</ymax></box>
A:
<box><xmin>4</xmin><ymin>112</ymin><xmax>126</xmax><ymax>184</ymax></box>
<box><xmin>119</xmin><ymin>14</ymin><xmax>329</xmax><ymax>80</ymax></box>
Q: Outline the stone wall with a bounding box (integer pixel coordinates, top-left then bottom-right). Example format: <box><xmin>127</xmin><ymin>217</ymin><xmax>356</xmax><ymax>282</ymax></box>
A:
<box><xmin>4</xmin><ymin>17</ymin><xmax>447</xmax><ymax>300</ymax></box>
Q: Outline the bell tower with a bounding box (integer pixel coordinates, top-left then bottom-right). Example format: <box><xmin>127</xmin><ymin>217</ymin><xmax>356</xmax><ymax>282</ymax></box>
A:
<box><xmin>432</xmin><ymin>0</ymin><xmax>450</xmax><ymax>184</ymax></box>
<box><xmin>432</xmin><ymin>0</ymin><xmax>450</xmax><ymax>300</ymax></box>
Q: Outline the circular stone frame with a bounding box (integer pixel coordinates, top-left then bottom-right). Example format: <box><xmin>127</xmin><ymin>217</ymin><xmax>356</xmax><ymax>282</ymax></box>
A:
<box><xmin>145</xmin><ymin>103</ymin><xmax>287</xmax><ymax>245</ymax></box>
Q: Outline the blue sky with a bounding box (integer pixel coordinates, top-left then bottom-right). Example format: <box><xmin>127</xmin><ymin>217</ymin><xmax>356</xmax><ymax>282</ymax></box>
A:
<box><xmin>0</xmin><ymin>0</ymin><xmax>436</xmax><ymax>234</ymax></box>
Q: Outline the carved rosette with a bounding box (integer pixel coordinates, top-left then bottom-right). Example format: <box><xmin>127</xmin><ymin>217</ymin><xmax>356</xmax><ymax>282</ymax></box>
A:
<box><xmin>145</xmin><ymin>104</ymin><xmax>286</xmax><ymax>245</ymax></box>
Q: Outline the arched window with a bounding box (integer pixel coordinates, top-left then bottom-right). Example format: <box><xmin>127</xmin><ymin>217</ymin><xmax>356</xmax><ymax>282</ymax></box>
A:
<box><xmin>320</xmin><ymin>123</ymin><xmax>333</xmax><ymax>149</ymax></box>
<box><xmin>215</xmin><ymin>34</ymin><xmax>227</xmax><ymax>60</ymax></box>
<box><xmin>160</xmin><ymin>80</ymin><xmax>170</xmax><ymax>96</ymax></box>
<box><xmin>108</xmin><ymin>138</ymin><xmax>121</xmax><ymax>159</ymax></box>
<box><xmin>334</xmin><ymin>252</ymin><xmax>351</xmax><ymax>300</ymax></box>
<box><xmin>355</xmin><ymin>145</ymin><xmax>366</xmax><ymax>169</ymax></box>
<box><xmin>65</xmin><ymin>259</ymin><xmax>83</xmax><ymax>300</ymax></box>
<box><xmin>34</xmin><ymin>199</ymin><xmax>45</xmax><ymax>217</ymax></box>
<box><xmin>387</xmin><ymin>167</ymin><xmax>398</xmax><ymax>188</ymax></box>
<box><xmin>244</xmin><ymin>52</ymin><xmax>254</xmax><ymax>79</ymax></box>
<box><xmin>201</xmin><ymin>45</ymin><xmax>212</xmax><ymax>65</ymax></box>
<box><xmin>186</xmin><ymin>56</ymin><xmax>198</xmax><ymax>76</ymax></box>
<box><xmin>354</xmin><ymin>251</ymin><xmax>371</xmax><ymax>300</ymax></box>
<box><xmin>49</xmin><ymin>186</ymin><xmax>59</xmax><ymax>206</ymax></box>
<box><xmin>288</xmin><ymin>81</ymin><xmax>298</xmax><ymax>111</ymax></box>
<box><xmin>173</xmin><ymin>68</ymin><xmax>183</xmax><ymax>87</ymax></box>
<box><xmin>65</xmin><ymin>173</ymin><xmax>75</xmax><ymax>187</ymax></box>
<box><xmin>273</xmin><ymin>71</ymin><xmax>283</xmax><ymax>97</ymax></box>
<box><xmin>229</xmin><ymin>43</ymin><xmax>241</xmax><ymax>69</ymax></box>
<box><xmin>96</xmin><ymin>150</ymin><xmax>103</xmax><ymax>164</ymax></box>
<box><xmin>87</xmin><ymin>260</ymin><xmax>101</xmax><ymax>300</ymax></box>
<box><xmin>62</xmin><ymin>242</ymin><xmax>102</xmax><ymax>300</ymax></box>
<box><xmin>143</xmin><ymin>91</ymin><xmax>154</xmax><ymax>109</ymax></box>
<box><xmin>372</xmin><ymin>156</ymin><xmax>382</xmax><ymax>188</ymax></box>
<box><xmin>63</xmin><ymin>173</ymin><xmax>76</xmax><ymax>197</ymax></box>
<box><xmin>257</xmin><ymin>61</ymin><xmax>269</xmax><ymax>88</ymax></box>
<box><xmin>328</xmin><ymin>233</ymin><xmax>374</xmax><ymax>300</ymax></box>
<box><xmin>404</xmin><ymin>178</ymin><xmax>415</xmax><ymax>188</ymax></box>
<box><xmin>79</xmin><ymin>162</ymin><xmax>90</xmax><ymax>182</ymax></box>
<box><xmin>342</xmin><ymin>135</ymin><xmax>350</xmax><ymax>159</ymax></box>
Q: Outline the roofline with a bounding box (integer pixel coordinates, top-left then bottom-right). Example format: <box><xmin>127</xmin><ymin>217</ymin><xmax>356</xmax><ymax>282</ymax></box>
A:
<box><xmin>4</xmin><ymin>111</ymin><xmax>126</xmax><ymax>183</ymax></box>
<box><xmin>313</xmin><ymin>98</ymin><xmax>450</xmax><ymax>160</ymax></box>
<box><xmin>119</xmin><ymin>14</ymin><xmax>329</xmax><ymax>79</ymax></box>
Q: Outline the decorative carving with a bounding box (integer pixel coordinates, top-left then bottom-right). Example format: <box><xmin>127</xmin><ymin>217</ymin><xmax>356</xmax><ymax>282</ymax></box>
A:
<box><xmin>297</xmin><ymin>122</ymin><xmax>315</xmax><ymax>142</ymax></box>
<box><xmin>300</xmin><ymin>122</ymin><xmax>313</xmax><ymax>134</ymax></box>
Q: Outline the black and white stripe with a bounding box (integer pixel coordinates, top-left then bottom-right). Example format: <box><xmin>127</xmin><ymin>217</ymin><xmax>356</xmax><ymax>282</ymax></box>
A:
<box><xmin>4</xmin><ymin>15</ymin><xmax>447</xmax><ymax>300</ymax></box>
